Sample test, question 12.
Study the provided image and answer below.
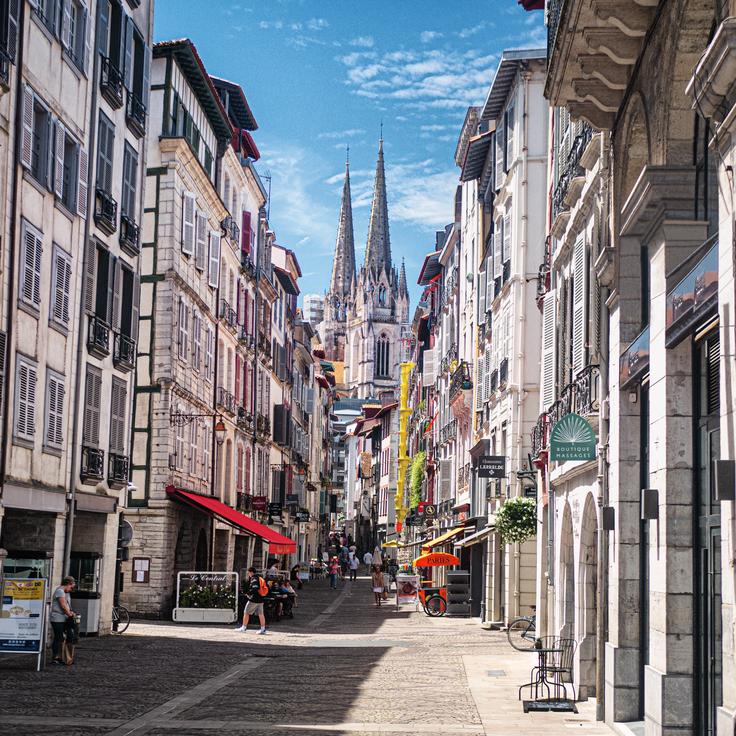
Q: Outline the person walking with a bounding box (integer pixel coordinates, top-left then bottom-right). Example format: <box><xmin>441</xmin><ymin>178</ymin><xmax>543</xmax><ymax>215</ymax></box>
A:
<box><xmin>363</xmin><ymin>549</ymin><xmax>373</xmax><ymax>572</ymax></box>
<box><xmin>338</xmin><ymin>545</ymin><xmax>349</xmax><ymax>580</ymax></box>
<box><xmin>236</xmin><ymin>567</ymin><xmax>267</xmax><ymax>634</ymax></box>
<box><xmin>349</xmin><ymin>553</ymin><xmax>359</xmax><ymax>581</ymax></box>
<box><xmin>328</xmin><ymin>556</ymin><xmax>339</xmax><ymax>589</ymax></box>
<box><xmin>50</xmin><ymin>576</ymin><xmax>76</xmax><ymax>665</ymax></box>
<box><xmin>371</xmin><ymin>565</ymin><xmax>385</xmax><ymax>607</ymax></box>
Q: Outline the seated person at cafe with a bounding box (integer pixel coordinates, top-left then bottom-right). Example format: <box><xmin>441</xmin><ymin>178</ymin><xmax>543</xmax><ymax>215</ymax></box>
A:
<box><xmin>278</xmin><ymin>579</ymin><xmax>296</xmax><ymax>617</ymax></box>
<box><xmin>266</xmin><ymin>560</ymin><xmax>279</xmax><ymax>579</ymax></box>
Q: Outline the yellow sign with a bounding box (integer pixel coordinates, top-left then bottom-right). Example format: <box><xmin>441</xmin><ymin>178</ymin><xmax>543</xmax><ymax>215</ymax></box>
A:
<box><xmin>4</xmin><ymin>580</ymin><xmax>45</xmax><ymax>601</ymax></box>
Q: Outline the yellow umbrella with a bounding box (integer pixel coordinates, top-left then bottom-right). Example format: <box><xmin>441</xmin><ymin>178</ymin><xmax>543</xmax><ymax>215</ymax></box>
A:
<box><xmin>413</xmin><ymin>552</ymin><xmax>460</xmax><ymax>567</ymax></box>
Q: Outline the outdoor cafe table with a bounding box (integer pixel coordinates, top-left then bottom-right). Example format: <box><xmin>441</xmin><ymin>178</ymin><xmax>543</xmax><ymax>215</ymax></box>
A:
<box><xmin>518</xmin><ymin>647</ymin><xmax>569</xmax><ymax>704</ymax></box>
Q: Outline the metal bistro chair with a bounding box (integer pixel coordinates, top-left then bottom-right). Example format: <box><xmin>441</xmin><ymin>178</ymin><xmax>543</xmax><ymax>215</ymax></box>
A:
<box><xmin>533</xmin><ymin>636</ymin><xmax>578</xmax><ymax>702</ymax></box>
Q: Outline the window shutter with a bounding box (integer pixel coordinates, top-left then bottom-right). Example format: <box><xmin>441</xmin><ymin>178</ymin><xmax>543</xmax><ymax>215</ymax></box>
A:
<box><xmin>483</xmin><ymin>346</ymin><xmax>491</xmax><ymax>401</ymax></box>
<box><xmin>493</xmin><ymin>228</ymin><xmax>502</xmax><ymax>279</ymax></box>
<box><xmin>556</xmin><ymin>279</ymin><xmax>568</xmax><ymax>391</ymax></box>
<box><xmin>477</xmin><ymin>270</ymin><xmax>486</xmax><ymax>324</ymax></box>
<box><xmin>189</xmin><ymin>422</ymin><xmax>198</xmax><ymax>474</ymax></box>
<box><xmin>208</xmin><ymin>231</ymin><xmax>221</xmax><ymax>288</ymax></box>
<box><xmin>105</xmin><ymin>252</ymin><xmax>116</xmax><ymax>325</ymax></box>
<box><xmin>178</xmin><ymin>298</ymin><xmax>188</xmax><ymax>361</ymax></box>
<box><xmin>15</xmin><ymin>358</ymin><xmax>37</xmax><ymax>441</ymax></box>
<box><xmin>7</xmin><ymin>0</ymin><xmax>19</xmax><ymax>61</ymax></box>
<box><xmin>142</xmin><ymin>44</ymin><xmax>152</xmax><ymax>110</ymax></box>
<box><xmin>195</xmin><ymin>211</ymin><xmax>206</xmax><ymax>270</ymax></box>
<box><xmin>21</xmin><ymin>223</ymin><xmax>42</xmax><ymax>308</ymax></box>
<box><xmin>541</xmin><ymin>289</ymin><xmax>557</xmax><ymax>411</ymax></box>
<box><xmin>123</xmin><ymin>15</ymin><xmax>134</xmax><ymax>90</ymax></box>
<box><xmin>572</xmin><ymin>235</ymin><xmax>586</xmax><ymax>373</ymax></box>
<box><xmin>111</xmin><ymin>257</ymin><xmax>123</xmax><ymax>331</ymax></box>
<box><xmin>475</xmin><ymin>360</ymin><xmax>483</xmax><ymax>410</ymax></box>
<box><xmin>0</xmin><ymin>331</ymin><xmax>6</xmax><ymax>433</ymax></box>
<box><xmin>61</xmin><ymin>0</ymin><xmax>72</xmax><ymax>49</ymax></box>
<box><xmin>495</xmin><ymin>125</ymin><xmax>504</xmax><ymax>189</ymax></box>
<box><xmin>110</xmin><ymin>378</ymin><xmax>127</xmax><ymax>454</ymax></box>
<box><xmin>82</xmin><ymin>5</ymin><xmax>91</xmax><ymax>74</ymax></box>
<box><xmin>51</xmin><ymin>246</ymin><xmax>72</xmax><ymax>326</ymax></box>
<box><xmin>235</xmin><ymin>354</ymin><xmax>241</xmax><ymax>402</ymax></box>
<box><xmin>77</xmin><ymin>146</ymin><xmax>89</xmax><ymax>218</ymax></box>
<box><xmin>182</xmin><ymin>192</ymin><xmax>195</xmax><ymax>255</ymax></box>
<box><xmin>54</xmin><ymin>120</ymin><xmax>65</xmax><ymax>198</ymax></box>
<box><xmin>20</xmin><ymin>85</ymin><xmax>33</xmax><ymax>170</ymax></box>
<box><xmin>505</xmin><ymin>103</ymin><xmax>514</xmax><ymax>170</ymax></box>
<box><xmin>83</xmin><ymin>238</ymin><xmax>97</xmax><ymax>314</ymax></box>
<box><xmin>503</xmin><ymin>211</ymin><xmax>511</xmax><ymax>265</ymax></box>
<box><xmin>241</xmin><ymin>210</ymin><xmax>251</xmax><ymax>255</ymax></box>
<box><xmin>205</xmin><ymin>325</ymin><xmax>214</xmax><ymax>380</ymax></box>
<box><xmin>83</xmin><ymin>367</ymin><xmax>101</xmax><ymax>446</ymax></box>
<box><xmin>131</xmin><ymin>273</ymin><xmax>140</xmax><ymax>342</ymax></box>
<box><xmin>45</xmin><ymin>372</ymin><xmax>65</xmax><ymax>449</ymax></box>
<box><xmin>96</xmin><ymin>0</ymin><xmax>110</xmax><ymax>56</ymax></box>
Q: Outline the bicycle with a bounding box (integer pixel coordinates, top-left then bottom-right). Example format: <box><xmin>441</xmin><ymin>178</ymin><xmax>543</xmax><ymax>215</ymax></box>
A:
<box><xmin>507</xmin><ymin>606</ymin><xmax>536</xmax><ymax>650</ymax></box>
<box><xmin>111</xmin><ymin>604</ymin><xmax>130</xmax><ymax>634</ymax></box>
<box><xmin>423</xmin><ymin>594</ymin><xmax>447</xmax><ymax>617</ymax></box>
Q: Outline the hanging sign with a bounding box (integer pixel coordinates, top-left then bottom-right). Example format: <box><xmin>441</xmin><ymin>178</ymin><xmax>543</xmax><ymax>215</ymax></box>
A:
<box><xmin>477</xmin><ymin>455</ymin><xmax>505</xmax><ymax>479</ymax></box>
<box><xmin>252</xmin><ymin>496</ymin><xmax>268</xmax><ymax>511</ymax></box>
<box><xmin>549</xmin><ymin>413</ymin><xmax>596</xmax><ymax>462</ymax></box>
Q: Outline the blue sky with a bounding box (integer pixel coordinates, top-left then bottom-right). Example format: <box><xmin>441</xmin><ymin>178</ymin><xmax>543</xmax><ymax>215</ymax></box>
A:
<box><xmin>153</xmin><ymin>1</ymin><xmax>545</xmax><ymax>304</ymax></box>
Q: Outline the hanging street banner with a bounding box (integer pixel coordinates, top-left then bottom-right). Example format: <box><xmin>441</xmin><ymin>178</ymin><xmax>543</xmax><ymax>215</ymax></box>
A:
<box><xmin>477</xmin><ymin>455</ymin><xmax>506</xmax><ymax>479</ymax></box>
<box><xmin>550</xmin><ymin>413</ymin><xmax>597</xmax><ymax>462</ymax></box>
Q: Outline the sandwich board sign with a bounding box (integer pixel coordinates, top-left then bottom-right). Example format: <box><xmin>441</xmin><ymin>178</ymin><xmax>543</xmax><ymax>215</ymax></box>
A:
<box><xmin>0</xmin><ymin>578</ymin><xmax>47</xmax><ymax>671</ymax></box>
<box><xmin>550</xmin><ymin>413</ymin><xmax>596</xmax><ymax>462</ymax></box>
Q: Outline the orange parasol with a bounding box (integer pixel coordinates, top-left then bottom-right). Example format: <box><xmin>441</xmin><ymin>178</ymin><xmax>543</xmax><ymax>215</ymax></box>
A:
<box><xmin>413</xmin><ymin>552</ymin><xmax>460</xmax><ymax>567</ymax></box>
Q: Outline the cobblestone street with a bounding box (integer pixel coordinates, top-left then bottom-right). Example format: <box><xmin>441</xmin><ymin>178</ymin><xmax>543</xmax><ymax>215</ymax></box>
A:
<box><xmin>0</xmin><ymin>576</ymin><xmax>613</xmax><ymax>736</ymax></box>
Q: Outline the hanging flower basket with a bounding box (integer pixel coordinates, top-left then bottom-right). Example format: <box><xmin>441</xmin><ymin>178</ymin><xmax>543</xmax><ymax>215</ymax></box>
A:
<box><xmin>495</xmin><ymin>497</ymin><xmax>538</xmax><ymax>544</ymax></box>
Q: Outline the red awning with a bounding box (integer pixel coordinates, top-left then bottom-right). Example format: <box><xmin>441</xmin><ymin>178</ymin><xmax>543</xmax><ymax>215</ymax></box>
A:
<box><xmin>167</xmin><ymin>486</ymin><xmax>296</xmax><ymax>554</ymax></box>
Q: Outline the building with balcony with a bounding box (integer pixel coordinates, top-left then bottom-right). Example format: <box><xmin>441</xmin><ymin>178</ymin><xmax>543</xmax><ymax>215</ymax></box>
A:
<box><xmin>0</xmin><ymin>0</ymin><xmax>152</xmax><ymax>635</ymax></box>
<box><xmin>543</xmin><ymin>1</ymin><xmax>731</xmax><ymax>732</ymax></box>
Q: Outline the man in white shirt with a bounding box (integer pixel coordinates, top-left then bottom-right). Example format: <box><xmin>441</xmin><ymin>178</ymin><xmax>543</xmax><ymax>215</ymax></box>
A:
<box><xmin>363</xmin><ymin>551</ymin><xmax>373</xmax><ymax>571</ymax></box>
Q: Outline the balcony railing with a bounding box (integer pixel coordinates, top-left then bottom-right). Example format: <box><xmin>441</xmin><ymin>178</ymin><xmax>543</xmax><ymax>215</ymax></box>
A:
<box><xmin>547</xmin><ymin>0</ymin><xmax>564</xmax><ymax>64</ymax></box>
<box><xmin>573</xmin><ymin>364</ymin><xmax>600</xmax><ymax>417</ymax></box>
<box><xmin>449</xmin><ymin>360</ymin><xmax>472</xmax><ymax>402</ymax></box>
<box><xmin>125</xmin><ymin>91</ymin><xmax>147</xmax><ymax>137</ymax></box>
<box><xmin>120</xmin><ymin>213</ymin><xmax>140</xmax><ymax>256</ymax></box>
<box><xmin>536</xmin><ymin>239</ymin><xmax>552</xmax><ymax>306</ymax></box>
<box><xmin>490</xmin><ymin>369</ymin><xmax>499</xmax><ymax>394</ymax></box>
<box><xmin>547</xmin><ymin>382</ymin><xmax>574</xmax><ymax>429</ymax></box>
<box><xmin>87</xmin><ymin>314</ymin><xmax>110</xmax><ymax>357</ymax></box>
<box><xmin>552</xmin><ymin>123</ymin><xmax>592</xmax><ymax>221</ymax></box>
<box><xmin>81</xmin><ymin>446</ymin><xmax>105</xmax><ymax>485</ymax></box>
<box><xmin>94</xmin><ymin>188</ymin><xmax>118</xmax><ymax>235</ymax></box>
<box><xmin>258</xmin><ymin>334</ymin><xmax>272</xmax><ymax>359</ymax></box>
<box><xmin>237</xmin><ymin>407</ymin><xmax>254</xmax><ymax>432</ymax></box>
<box><xmin>531</xmin><ymin>413</ymin><xmax>549</xmax><ymax>460</ymax></box>
<box><xmin>499</xmin><ymin>357</ymin><xmax>509</xmax><ymax>387</ymax></box>
<box><xmin>222</xmin><ymin>216</ymin><xmax>240</xmax><ymax>245</ymax></box>
<box><xmin>217</xmin><ymin>386</ymin><xmax>236</xmax><ymax>415</ymax></box>
<box><xmin>219</xmin><ymin>299</ymin><xmax>238</xmax><ymax>331</ymax></box>
<box><xmin>239</xmin><ymin>328</ymin><xmax>255</xmax><ymax>350</ymax></box>
<box><xmin>457</xmin><ymin>462</ymin><xmax>471</xmax><ymax>490</ymax></box>
<box><xmin>439</xmin><ymin>418</ymin><xmax>458</xmax><ymax>445</ymax></box>
<box><xmin>100</xmin><ymin>56</ymin><xmax>124</xmax><ymax>109</ymax></box>
<box><xmin>107</xmin><ymin>453</ymin><xmax>129</xmax><ymax>489</ymax></box>
<box><xmin>257</xmin><ymin>413</ymin><xmax>271</xmax><ymax>437</ymax></box>
<box><xmin>241</xmin><ymin>253</ymin><xmax>256</xmax><ymax>278</ymax></box>
<box><xmin>113</xmin><ymin>333</ymin><xmax>136</xmax><ymax>372</ymax></box>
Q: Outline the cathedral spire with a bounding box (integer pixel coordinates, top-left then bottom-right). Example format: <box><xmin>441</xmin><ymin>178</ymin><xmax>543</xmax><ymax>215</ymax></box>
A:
<box><xmin>364</xmin><ymin>135</ymin><xmax>391</xmax><ymax>276</ymax></box>
<box><xmin>399</xmin><ymin>258</ymin><xmax>408</xmax><ymax>297</ymax></box>
<box><xmin>328</xmin><ymin>153</ymin><xmax>356</xmax><ymax>299</ymax></box>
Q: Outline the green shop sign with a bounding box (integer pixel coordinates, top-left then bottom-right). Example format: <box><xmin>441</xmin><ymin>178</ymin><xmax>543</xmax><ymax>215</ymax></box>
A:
<box><xmin>549</xmin><ymin>413</ymin><xmax>596</xmax><ymax>462</ymax></box>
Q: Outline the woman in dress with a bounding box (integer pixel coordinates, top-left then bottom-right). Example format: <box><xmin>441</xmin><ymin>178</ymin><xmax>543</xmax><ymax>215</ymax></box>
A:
<box><xmin>371</xmin><ymin>565</ymin><xmax>385</xmax><ymax>607</ymax></box>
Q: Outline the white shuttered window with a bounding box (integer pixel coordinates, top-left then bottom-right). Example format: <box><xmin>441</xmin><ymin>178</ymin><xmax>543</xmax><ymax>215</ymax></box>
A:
<box><xmin>83</xmin><ymin>366</ymin><xmax>102</xmax><ymax>446</ymax></box>
<box><xmin>541</xmin><ymin>290</ymin><xmax>557</xmax><ymax>411</ymax></box>
<box><xmin>182</xmin><ymin>192</ymin><xmax>195</xmax><ymax>255</ymax></box>
<box><xmin>109</xmin><ymin>378</ymin><xmax>127</xmax><ymax>454</ymax></box>
<box><xmin>20</xmin><ymin>221</ymin><xmax>43</xmax><ymax>310</ymax></box>
<box><xmin>44</xmin><ymin>370</ymin><xmax>65</xmax><ymax>450</ymax></box>
<box><xmin>50</xmin><ymin>245</ymin><xmax>72</xmax><ymax>327</ymax></box>
<box><xmin>15</xmin><ymin>356</ymin><xmax>38</xmax><ymax>441</ymax></box>
<box><xmin>572</xmin><ymin>235</ymin><xmax>586</xmax><ymax>373</ymax></box>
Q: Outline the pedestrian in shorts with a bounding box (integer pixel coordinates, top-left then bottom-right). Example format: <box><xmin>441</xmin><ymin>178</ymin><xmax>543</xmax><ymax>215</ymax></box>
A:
<box><xmin>236</xmin><ymin>567</ymin><xmax>267</xmax><ymax>634</ymax></box>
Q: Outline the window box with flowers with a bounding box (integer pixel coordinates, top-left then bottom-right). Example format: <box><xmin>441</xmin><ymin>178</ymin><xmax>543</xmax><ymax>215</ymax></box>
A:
<box><xmin>495</xmin><ymin>497</ymin><xmax>538</xmax><ymax>545</ymax></box>
<box><xmin>172</xmin><ymin>571</ymin><xmax>239</xmax><ymax>623</ymax></box>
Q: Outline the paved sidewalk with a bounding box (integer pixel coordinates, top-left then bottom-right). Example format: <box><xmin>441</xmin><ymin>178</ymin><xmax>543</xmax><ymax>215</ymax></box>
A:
<box><xmin>0</xmin><ymin>575</ymin><xmax>614</xmax><ymax>735</ymax></box>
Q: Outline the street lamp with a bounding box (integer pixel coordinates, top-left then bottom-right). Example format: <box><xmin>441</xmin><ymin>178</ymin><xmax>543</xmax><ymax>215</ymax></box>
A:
<box><xmin>170</xmin><ymin>409</ymin><xmax>227</xmax><ymax>447</ymax></box>
<box><xmin>214</xmin><ymin>417</ymin><xmax>227</xmax><ymax>447</ymax></box>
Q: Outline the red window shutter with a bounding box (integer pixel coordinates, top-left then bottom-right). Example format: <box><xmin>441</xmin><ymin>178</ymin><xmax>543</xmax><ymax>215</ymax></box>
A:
<box><xmin>244</xmin><ymin>292</ymin><xmax>250</xmax><ymax>335</ymax></box>
<box><xmin>242</xmin><ymin>211</ymin><xmax>251</xmax><ymax>254</ymax></box>
<box><xmin>245</xmin><ymin>449</ymin><xmax>251</xmax><ymax>493</ymax></box>
<box><xmin>235</xmin><ymin>354</ymin><xmax>241</xmax><ymax>403</ymax></box>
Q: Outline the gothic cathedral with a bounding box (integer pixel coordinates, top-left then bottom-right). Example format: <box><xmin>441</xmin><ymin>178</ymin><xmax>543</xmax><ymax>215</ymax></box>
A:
<box><xmin>319</xmin><ymin>139</ymin><xmax>410</xmax><ymax>400</ymax></box>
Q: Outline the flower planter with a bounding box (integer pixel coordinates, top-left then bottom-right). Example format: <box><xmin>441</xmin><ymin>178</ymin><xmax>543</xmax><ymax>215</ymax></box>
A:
<box><xmin>173</xmin><ymin>607</ymin><xmax>237</xmax><ymax>624</ymax></box>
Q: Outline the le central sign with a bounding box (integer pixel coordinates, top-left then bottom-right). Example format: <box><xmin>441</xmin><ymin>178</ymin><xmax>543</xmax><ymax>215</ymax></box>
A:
<box><xmin>477</xmin><ymin>455</ymin><xmax>506</xmax><ymax>479</ymax></box>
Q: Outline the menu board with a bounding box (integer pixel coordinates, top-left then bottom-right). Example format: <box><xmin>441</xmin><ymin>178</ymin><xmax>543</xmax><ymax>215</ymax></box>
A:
<box><xmin>395</xmin><ymin>573</ymin><xmax>420</xmax><ymax>606</ymax></box>
<box><xmin>0</xmin><ymin>579</ymin><xmax>46</xmax><ymax>653</ymax></box>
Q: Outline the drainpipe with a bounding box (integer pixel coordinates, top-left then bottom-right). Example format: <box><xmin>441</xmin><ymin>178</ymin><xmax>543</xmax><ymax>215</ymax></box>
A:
<box><xmin>595</xmin><ymin>158</ymin><xmax>611</xmax><ymax>721</ymax></box>
<box><xmin>64</xmin><ymin>16</ymin><xmax>103</xmax><ymax>577</ymax></box>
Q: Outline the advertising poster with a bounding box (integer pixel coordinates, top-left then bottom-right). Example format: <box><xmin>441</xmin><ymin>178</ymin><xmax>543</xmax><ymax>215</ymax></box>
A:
<box><xmin>0</xmin><ymin>579</ymin><xmax>46</xmax><ymax>653</ymax></box>
<box><xmin>395</xmin><ymin>573</ymin><xmax>420</xmax><ymax>606</ymax></box>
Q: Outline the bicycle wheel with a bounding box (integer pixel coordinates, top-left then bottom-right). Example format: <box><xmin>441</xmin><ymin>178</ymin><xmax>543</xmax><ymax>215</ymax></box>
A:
<box><xmin>507</xmin><ymin>617</ymin><xmax>536</xmax><ymax>650</ymax></box>
<box><xmin>113</xmin><ymin>606</ymin><xmax>130</xmax><ymax>634</ymax></box>
<box><xmin>424</xmin><ymin>595</ymin><xmax>447</xmax><ymax>617</ymax></box>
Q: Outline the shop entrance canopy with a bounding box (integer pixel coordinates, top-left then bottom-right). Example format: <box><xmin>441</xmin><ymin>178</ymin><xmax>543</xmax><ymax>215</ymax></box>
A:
<box><xmin>166</xmin><ymin>486</ymin><xmax>296</xmax><ymax>554</ymax></box>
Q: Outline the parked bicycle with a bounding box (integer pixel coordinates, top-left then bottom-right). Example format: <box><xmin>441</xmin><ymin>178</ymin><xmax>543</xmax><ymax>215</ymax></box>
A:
<box><xmin>112</xmin><ymin>604</ymin><xmax>130</xmax><ymax>634</ymax></box>
<box><xmin>507</xmin><ymin>606</ymin><xmax>536</xmax><ymax>650</ymax></box>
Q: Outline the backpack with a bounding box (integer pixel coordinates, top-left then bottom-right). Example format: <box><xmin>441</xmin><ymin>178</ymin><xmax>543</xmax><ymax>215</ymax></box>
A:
<box><xmin>258</xmin><ymin>577</ymin><xmax>269</xmax><ymax>597</ymax></box>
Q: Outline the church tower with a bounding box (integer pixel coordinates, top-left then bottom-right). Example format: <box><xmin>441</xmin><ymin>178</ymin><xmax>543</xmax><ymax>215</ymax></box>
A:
<box><xmin>320</xmin><ymin>155</ymin><xmax>355</xmax><ymax>361</ymax></box>
<box><xmin>345</xmin><ymin>136</ymin><xmax>410</xmax><ymax>399</ymax></box>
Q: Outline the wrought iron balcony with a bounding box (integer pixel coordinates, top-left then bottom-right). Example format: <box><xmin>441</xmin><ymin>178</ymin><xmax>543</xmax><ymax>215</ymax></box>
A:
<box><xmin>125</xmin><ymin>91</ymin><xmax>147</xmax><ymax>138</ymax></box>
<box><xmin>0</xmin><ymin>55</ymin><xmax>8</xmax><ymax>89</ymax></box>
<box><xmin>239</xmin><ymin>328</ymin><xmax>255</xmax><ymax>350</ymax></box>
<box><xmin>531</xmin><ymin>413</ymin><xmax>549</xmax><ymax>461</ymax></box>
<box><xmin>81</xmin><ymin>446</ymin><xmax>105</xmax><ymax>485</ymax></box>
<box><xmin>449</xmin><ymin>360</ymin><xmax>473</xmax><ymax>402</ymax></box>
<box><xmin>439</xmin><ymin>418</ymin><xmax>458</xmax><ymax>445</ymax></box>
<box><xmin>258</xmin><ymin>334</ymin><xmax>272</xmax><ymax>359</ymax></box>
<box><xmin>241</xmin><ymin>253</ymin><xmax>256</xmax><ymax>278</ymax></box>
<box><xmin>87</xmin><ymin>314</ymin><xmax>110</xmax><ymax>357</ymax></box>
<box><xmin>490</xmin><ymin>369</ymin><xmax>499</xmax><ymax>394</ymax></box>
<box><xmin>552</xmin><ymin>123</ymin><xmax>592</xmax><ymax>222</ymax></box>
<box><xmin>107</xmin><ymin>453</ymin><xmax>129</xmax><ymax>489</ymax></box>
<box><xmin>502</xmin><ymin>259</ymin><xmax>511</xmax><ymax>284</ymax></box>
<box><xmin>547</xmin><ymin>383</ymin><xmax>574</xmax><ymax>429</ymax></box>
<box><xmin>536</xmin><ymin>239</ymin><xmax>552</xmax><ymax>307</ymax></box>
<box><xmin>237</xmin><ymin>407</ymin><xmax>254</xmax><ymax>432</ymax></box>
<box><xmin>547</xmin><ymin>0</ymin><xmax>564</xmax><ymax>65</ymax></box>
<box><xmin>217</xmin><ymin>386</ymin><xmax>236</xmax><ymax>415</ymax></box>
<box><xmin>113</xmin><ymin>332</ymin><xmax>136</xmax><ymax>372</ymax></box>
<box><xmin>219</xmin><ymin>299</ymin><xmax>238</xmax><ymax>331</ymax></box>
<box><xmin>120</xmin><ymin>214</ymin><xmax>140</xmax><ymax>256</ymax></box>
<box><xmin>222</xmin><ymin>215</ymin><xmax>240</xmax><ymax>245</ymax></box>
<box><xmin>457</xmin><ymin>462</ymin><xmax>471</xmax><ymax>490</ymax></box>
<box><xmin>257</xmin><ymin>413</ymin><xmax>271</xmax><ymax>437</ymax></box>
<box><xmin>94</xmin><ymin>188</ymin><xmax>118</xmax><ymax>235</ymax></box>
<box><xmin>499</xmin><ymin>357</ymin><xmax>509</xmax><ymax>387</ymax></box>
<box><xmin>572</xmin><ymin>364</ymin><xmax>600</xmax><ymax>417</ymax></box>
<box><xmin>100</xmin><ymin>56</ymin><xmax>124</xmax><ymax>109</ymax></box>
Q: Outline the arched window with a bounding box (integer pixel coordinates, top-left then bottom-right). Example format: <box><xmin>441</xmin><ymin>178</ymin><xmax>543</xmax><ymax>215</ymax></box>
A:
<box><xmin>378</xmin><ymin>285</ymin><xmax>386</xmax><ymax>306</ymax></box>
<box><xmin>375</xmin><ymin>334</ymin><xmax>390</xmax><ymax>378</ymax></box>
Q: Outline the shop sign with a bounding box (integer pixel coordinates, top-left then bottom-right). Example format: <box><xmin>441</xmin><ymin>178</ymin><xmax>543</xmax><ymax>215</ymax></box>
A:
<box><xmin>477</xmin><ymin>455</ymin><xmax>505</xmax><ymax>479</ymax></box>
<box><xmin>550</xmin><ymin>413</ymin><xmax>596</xmax><ymax>462</ymax></box>
<box><xmin>252</xmin><ymin>495</ymin><xmax>268</xmax><ymax>511</ymax></box>
<box><xmin>295</xmin><ymin>510</ymin><xmax>310</xmax><ymax>522</ymax></box>
<box><xmin>286</xmin><ymin>494</ymin><xmax>299</xmax><ymax>507</ymax></box>
<box><xmin>0</xmin><ymin>579</ymin><xmax>46</xmax><ymax>656</ymax></box>
<box><xmin>268</xmin><ymin>502</ymin><xmax>283</xmax><ymax>517</ymax></box>
<box><xmin>421</xmin><ymin>503</ymin><xmax>437</xmax><ymax>520</ymax></box>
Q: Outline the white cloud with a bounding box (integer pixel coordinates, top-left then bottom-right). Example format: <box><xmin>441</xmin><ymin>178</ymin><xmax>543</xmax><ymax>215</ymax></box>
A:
<box><xmin>306</xmin><ymin>17</ymin><xmax>329</xmax><ymax>30</ymax></box>
<box><xmin>350</xmin><ymin>36</ymin><xmax>374</xmax><ymax>48</ymax></box>
<box><xmin>259</xmin><ymin>19</ymin><xmax>284</xmax><ymax>29</ymax></box>
<box><xmin>420</xmin><ymin>31</ymin><xmax>443</xmax><ymax>43</ymax></box>
<box><xmin>318</xmin><ymin>128</ymin><xmax>366</xmax><ymax>140</ymax></box>
<box><xmin>457</xmin><ymin>21</ymin><xmax>488</xmax><ymax>39</ymax></box>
